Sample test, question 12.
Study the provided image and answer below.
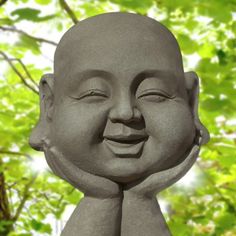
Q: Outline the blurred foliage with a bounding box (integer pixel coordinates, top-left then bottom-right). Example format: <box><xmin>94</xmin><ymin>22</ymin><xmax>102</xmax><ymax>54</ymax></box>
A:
<box><xmin>0</xmin><ymin>0</ymin><xmax>235</xmax><ymax>235</ymax></box>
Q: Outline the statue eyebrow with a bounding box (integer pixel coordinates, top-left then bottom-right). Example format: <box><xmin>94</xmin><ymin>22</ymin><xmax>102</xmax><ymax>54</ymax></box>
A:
<box><xmin>134</xmin><ymin>69</ymin><xmax>177</xmax><ymax>81</ymax></box>
<box><xmin>69</xmin><ymin>69</ymin><xmax>113</xmax><ymax>87</ymax></box>
<box><xmin>131</xmin><ymin>69</ymin><xmax>178</xmax><ymax>92</ymax></box>
<box><xmin>68</xmin><ymin>69</ymin><xmax>179</xmax><ymax>92</ymax></box>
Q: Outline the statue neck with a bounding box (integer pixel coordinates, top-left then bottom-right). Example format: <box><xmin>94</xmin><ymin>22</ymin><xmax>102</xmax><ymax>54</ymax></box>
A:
<box><xmin>62</xmin><ymin>192</ymin><xmax>172</xmax><ymax>236</ymax></box>
<box><xmin>121</xmin><ymin>191</ymin><xmax>172</xmax><ymax>236</ymax></box>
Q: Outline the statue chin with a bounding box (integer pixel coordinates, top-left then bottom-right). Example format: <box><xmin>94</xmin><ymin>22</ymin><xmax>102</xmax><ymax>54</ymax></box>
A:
<box><xmin>42</xmin><ymin>134</ymin><xmax>200</xmax><ymax>191</ymax></box>
<box><xmin>44</xmin><ymin>146</ymin><xmax>145</xmax><ymax>185</ymax></box>
<box><xmin>104</xmin><ymin>144</ymin><xmax>197</xmax><ymax>185</ymax></box>
<box><xmin>100</xmin><ymin>171</ymin><xmax>147</xmax><ymax>184</ymax></box>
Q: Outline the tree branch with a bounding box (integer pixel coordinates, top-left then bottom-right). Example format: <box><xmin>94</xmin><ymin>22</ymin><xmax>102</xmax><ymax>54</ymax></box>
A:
<box><xmin>0</xmin><ymin>26</ymin><xmax>57</xmax><ymax>46</ymax></box>
<box><xmin>0</xmin><ymin>0</ymin><xmax>8</xmax><ymax>7</ymax></box>
<box><xmin>0</xmin><ymin>168</ymin><xmax>13</xmax><ymax>235</ymax></box>
<box><xmin>0</xmin><ymin>51</ymin><xmax>39</xmax><ymax>95</ymax></box>
<box><xmin>12</xmin><ymin>173</ymin><xmax>38</xmax><ymax>222</ymax></box>
<box><xmin>6</xmin><ymin>182</ymin><xmax>18</xmax><ymax>190</ymax></box>
<box><xmin>0</xmin><ymin>149</ymin><xmax>32</xmax><ymax>160</ymax></box>
<box><xmin>59</xmin><ymin>0</ymin><xmax>78</xmax><ymax>24</ymax></box>
<box><xmin>10</xmin><ymin>58</ymin><xmax>38</xmax><ymax>87</ymax></box>
<box><xmin>0</xmin><ymin>172</ymin><xmax>11</xmax><ymax>220</ymax></box>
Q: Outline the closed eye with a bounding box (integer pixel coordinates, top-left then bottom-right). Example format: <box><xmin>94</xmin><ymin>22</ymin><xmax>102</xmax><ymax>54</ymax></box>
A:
<box><xmin>137</xmin><ymin>89</ymin><xmax>175</xmax><ymax>102</ymax></box>
<box><xmin>69</xmin><ymin>89</ymin><xmax>108</xmax><ymax>100</ymax></box>
<box><xmin>138</xmin><ymin>89</ymin><xmax>173</xmax><ymax>98</ymax></box>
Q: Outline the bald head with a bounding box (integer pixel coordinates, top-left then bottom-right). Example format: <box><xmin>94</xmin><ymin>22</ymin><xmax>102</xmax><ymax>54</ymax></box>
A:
<box><xmin>52</xmin><ymin>12</ymin><xmax>188</xmax><ymax>103</ymax></box>
<box><xmin>55</xmin><ymin>13</ymin><xmax>183</xmax><ymax>77</ymax></box>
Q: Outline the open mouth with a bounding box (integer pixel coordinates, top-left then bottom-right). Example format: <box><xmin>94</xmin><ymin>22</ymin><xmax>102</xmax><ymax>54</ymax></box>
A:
<box><xmin>103</xmin><ymin>135</ymin><xmax>148</xmax><ymax>158</ymax></box>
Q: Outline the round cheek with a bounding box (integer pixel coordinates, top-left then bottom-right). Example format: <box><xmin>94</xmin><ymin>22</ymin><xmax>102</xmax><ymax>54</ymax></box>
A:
<box><xmin>50</xmin><ymin>101</ymin><xmax>109</xmax><ymax>157</ymax></box>
<box><xmin>141</xmin><ymin>100</ymin><xmax>195</xmax><ymax>166</ymax></box>
<box><xmin>157</xmin><ymin>106</ymin><xmax>193</xmax><ymax>143</ymax></box>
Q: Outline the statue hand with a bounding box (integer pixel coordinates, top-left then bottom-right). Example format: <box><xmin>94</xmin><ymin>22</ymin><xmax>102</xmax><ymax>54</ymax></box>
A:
<box><xmin>120</xmin><ymin>139</ymin><xmax>201</xmax><ymax>236</ymax></box>
<box><xmin>124</xmin><ymin>142</ymin><xmax>200</xmax><ymax>197</ymax></box>
<box><xmin>43</xmin><ymin>142</ymin><xmax>121</xmax><ymax>199</ymax></box>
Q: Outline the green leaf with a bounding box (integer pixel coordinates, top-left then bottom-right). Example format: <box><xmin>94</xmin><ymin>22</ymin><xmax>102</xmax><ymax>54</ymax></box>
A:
<box><xmin>35</xmin><ymin>0</ymin><xmax>51</xmax><ymax>5</ymax></box>
<box><xmin>30</xmin><ymin>219</ymin><xmax>52</xmax><ymax>233</ymax></box>
<box><xmin>110</xmin><ymin>0</ymin><xmax>153</xmax><ymax>13</ymax></box>
<box><xmin>0</xmin><ymin>18</ymin><xmax>15</xmax><ymax>25</ymax></box>
<box><xmin>31</xmin><ymin>219</ymin><xmax>42</xmax><ymax>231</ymax></box>
<box><xmin>11</xmin><ymin>8</ymin><xmax>41</xmax><ymax>20</ymax></box>
<box><xmin>64</xmin><ymin>189</ymin><xmax>83</xmax><ymax>205</ymax></box>
<box><xmin>177</xmin><ymin>34</ymin><xmax>198</xmax><ymax>54</ymax></box>
<box><xmin>216</xmin><ymin>49</ymin><xmax>227</xmax><ymax>65</ymax></box>
<box><xmin>198</xmin><ymin>43</ymin><xmax>215</xmax><ymax>58</ymax></box>
<box><xmin>168</xmin><ymin>219</ymin><xmax>192</xmax><ymax>236</ymax></box>
<box><xmin>11</xmin><ymin>8</ymin><xmax>55</xmax><ymax>22</ymax></box>
<box><xmin>198</xmin><ymin>1</ymin><xmax>232</xmax><ymax>23</ymax></box>
<box><xmin>16</xmin><ymin>35</ymin><xmax>40</xmax><ymax>55</ymax></box>
<box><xmin>216</xmin><ymin>213</ymin><xmax>236</xmax><ymax>230</ymax></box>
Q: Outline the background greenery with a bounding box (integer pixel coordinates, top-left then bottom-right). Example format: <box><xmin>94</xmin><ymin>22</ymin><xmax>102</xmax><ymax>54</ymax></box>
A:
<box><xmin>0</xmin><ymin>0</ymin><xmax>235</xmax><ymax>235</ymax></box>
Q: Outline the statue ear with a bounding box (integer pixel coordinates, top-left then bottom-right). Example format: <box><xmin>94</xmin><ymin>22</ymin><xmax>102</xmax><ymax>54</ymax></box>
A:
<box><xmin>29</xmin><ymin>74</ymin><xmax>54</xmax><ymax>151</ymax></box>
<box><xmin>184</xmin><ymin>71</ymin><xmax>210</xmax><ymax>145</ymax></box>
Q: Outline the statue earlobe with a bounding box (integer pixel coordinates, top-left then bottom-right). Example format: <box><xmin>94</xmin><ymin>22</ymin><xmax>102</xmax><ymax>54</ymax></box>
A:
<box><xmin>29</xmin><ymin>74</ymin><xmax>54</xmax><ymax>151</ymax></box>
<box><xmin>184</xmin><ymin>71</ymin><xmax>210</xmax><ymax>145</ymax></box>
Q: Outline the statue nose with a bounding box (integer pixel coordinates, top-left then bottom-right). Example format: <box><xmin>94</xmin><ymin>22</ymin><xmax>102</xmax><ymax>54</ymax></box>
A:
<box><xmin>108</xmin><ymin>98</ymin><xmax>142</xmax><ymax>123</ymax></box>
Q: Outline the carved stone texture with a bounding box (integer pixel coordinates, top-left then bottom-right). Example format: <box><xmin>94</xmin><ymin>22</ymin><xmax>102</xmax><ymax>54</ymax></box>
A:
<box><xmin>29</xmin><ymin>12</ymin><xmax>210</xmax><ymax>236</ymax></box>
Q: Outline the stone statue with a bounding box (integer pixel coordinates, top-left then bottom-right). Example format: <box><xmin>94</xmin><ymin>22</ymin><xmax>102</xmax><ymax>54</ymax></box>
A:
<box><xmin>29</xmin><ymin>12</ymin><xmax>210</xmax><ymax>236</ymax></box>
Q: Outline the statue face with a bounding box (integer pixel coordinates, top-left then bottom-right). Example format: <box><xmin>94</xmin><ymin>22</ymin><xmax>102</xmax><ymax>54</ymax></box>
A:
<box><xmin>48</xmin><ymin>14</ymin><xmax>196</xmax><ymax>183</ymax></box>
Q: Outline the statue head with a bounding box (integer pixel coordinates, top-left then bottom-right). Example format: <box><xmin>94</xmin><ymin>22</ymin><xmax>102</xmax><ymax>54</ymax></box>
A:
<box><xmin>29</xmin><ymin>12</ymin><xmax>209</xmax><ymax>184</ymax></box>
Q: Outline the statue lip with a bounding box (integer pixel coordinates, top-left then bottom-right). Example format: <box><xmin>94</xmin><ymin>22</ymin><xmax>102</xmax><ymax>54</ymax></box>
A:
<box><xmin>104</xmin><ymin>134</ymin><xmax>148</xmax><ymax>142</ymax></box>
<box><xmin>103</xmin><ymin>134</ymin><xmax>148</xmax><ymax>157</ymax></box>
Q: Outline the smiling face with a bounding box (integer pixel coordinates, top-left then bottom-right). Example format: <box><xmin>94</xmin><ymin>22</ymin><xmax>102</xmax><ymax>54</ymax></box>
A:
<box><xmin>48</xmin><ymin>13</ymin><xmax>196</xmax><ymax>183</ymax></box>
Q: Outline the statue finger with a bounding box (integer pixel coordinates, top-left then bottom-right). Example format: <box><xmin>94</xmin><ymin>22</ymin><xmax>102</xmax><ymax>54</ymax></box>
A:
<box><xmin>44</xmin><ymin>146</ymin><xmax>121</xmax><ymax>198</ymax></box>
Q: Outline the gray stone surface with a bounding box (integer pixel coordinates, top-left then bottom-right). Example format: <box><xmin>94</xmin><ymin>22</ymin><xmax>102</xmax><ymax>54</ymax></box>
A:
<box><xmin>29</xmin><ymin>12</ymin><xmax>210</xmax><ymax>236</ymax></box>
